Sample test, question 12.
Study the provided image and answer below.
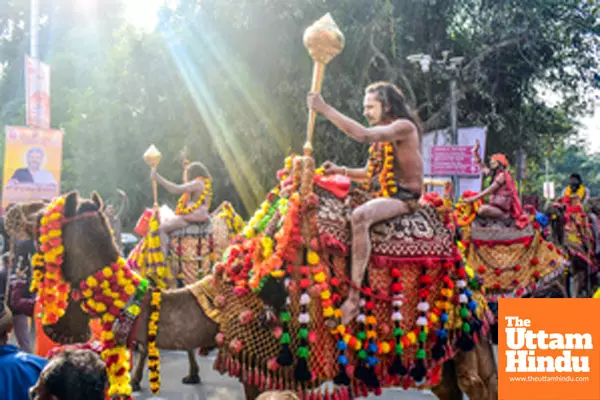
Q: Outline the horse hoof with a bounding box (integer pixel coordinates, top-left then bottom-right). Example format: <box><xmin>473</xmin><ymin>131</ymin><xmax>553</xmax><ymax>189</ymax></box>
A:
<box><xmin>131</xmin><ymin>382</ymin><xmax>142</xmax><ymax>392</ymax></box>
<box><xmin>182</xmin><ymin>375</ymin><xmax>201</xmax><ymax>385</ymax></box>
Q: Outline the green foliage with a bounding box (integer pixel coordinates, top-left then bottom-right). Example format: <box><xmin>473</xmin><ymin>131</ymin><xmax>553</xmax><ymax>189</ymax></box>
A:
<box><xmin>0</xmin><ymin>0</ymin><xmax>598</xmax><ymax>226</ymax></box>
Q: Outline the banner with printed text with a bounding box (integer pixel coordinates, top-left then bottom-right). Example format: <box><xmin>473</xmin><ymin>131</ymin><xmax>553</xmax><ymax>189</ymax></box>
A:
<box><xmin>2</xmin><ymin>126</ymin><xmax>63</xmax><ymax>208</ymax></box>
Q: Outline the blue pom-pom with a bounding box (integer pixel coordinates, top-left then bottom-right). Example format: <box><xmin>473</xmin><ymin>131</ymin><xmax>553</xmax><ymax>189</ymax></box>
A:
<box><xmin>536</xmin><ymin>212</ymin><xmax>549</xmax><ymax>227</ymax></box>
<box><xmin>368</xmin><ymin>343</ymin><xmax>378</xmax><ymax>354</ymax></box>
<box><xmin>338</xmin><ymin>354</ymin><xmax>349</xmax><ymax>365</ymax></box>
<box><xmin>436</xmin><ymin>328</ymin><xmax>448</xmax><ymax>339</ymax></box>
<box><xmin>468</xmin><ymin>300</ymin><xmax>478</xmax><ymax>311</ymax></box>
<box><xmin>367</xmin><ymin>356</ymin><xmax>379</xmax><ymax>367</ymax></box>
<box><xmin>441</xmin><ymin>312</ymin><xmax>449</xmax><ymax>323</ymax></box>
<box><xmin>337</xmin><ymin>340</ymin><xmax>347</xmax><ymax>351</ymax></box>
<box><xmin>464</xmin><ymin>289</ymin><xmax>473</xmax><ymax>298</ymax></box>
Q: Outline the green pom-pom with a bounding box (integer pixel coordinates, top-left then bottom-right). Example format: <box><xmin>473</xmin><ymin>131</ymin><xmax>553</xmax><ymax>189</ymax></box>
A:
<box><xmin>416</xmin><ymin>349</ymin><xmax>426</xmax><ymax>359</ymax></box>
<box><xmin>462</xmin><ymin>322</ymin><xmax>471</xmax><ymax>333</ymax></box>
<box><xmin>469</xmin><ymin>279</ymin><xmax>480</xmax><ymax>290</ymax></box>
<box><xmin>460</xmin><ymin>307</ymin><xmax>469</xmax><ymax>319</ymax></box>
<box><xmin>296</xmin><ymin>346</ymin><xmax>309</xmax><ymax>358</ymax></box>
<box><xmin>299</xmin><ymin>328</ymin><xmax>309</xmax><ymax>339</ymax></box>
<box><xmin>393</xmin><ymin>328</ymin><xmax>404</xmax><ymax>337</ymax></box>
<box><xmin>358</xmin><ymin>350</ymin><xmax>367</xmax><ymax>360</ymax></box>
<box><xmin>394</xmin><ymin>344</ymin><xmax>403</xmax><ymax>355</ymax></box>
<box><xmin>418</xmin><ymin>331</ymin><xmax>427</xmax><ymax>342</ymax></box>
<box><xmin>281</xmin><ymin>333</ymin><xmax>291</xmax><ymax>344</ymax></box>
<box><xmin>357</xmin><ymin>331</ymin><xmax>367</xmax><ymax>341</ymax></box>
<box><xmin>280</xmin><ymin>312</ymin><xmax>291</xmax><ymax>322</ymax></box>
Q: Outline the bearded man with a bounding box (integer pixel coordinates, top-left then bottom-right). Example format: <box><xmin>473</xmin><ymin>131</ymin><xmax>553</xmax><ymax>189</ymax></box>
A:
<box><xmin>307</xmin><ymin>81</ymin><xmax>423</xmax><ymax>324</ymax></box>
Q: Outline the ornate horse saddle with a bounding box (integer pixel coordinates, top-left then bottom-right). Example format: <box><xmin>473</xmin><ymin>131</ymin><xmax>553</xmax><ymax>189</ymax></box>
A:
<box><xmin>170</xmin><ymin>220</ymin><xmax>212</xmax><ymax>237</ymax></box>
<box><xmin>316</xmin><ymin>186</ymin><xmax>455</xmax><ymax>260</ymax></box>
<box><xmin>470</xmin><ymin>217</ymin><xmax>535</xmax><ymax>247</ymax></box>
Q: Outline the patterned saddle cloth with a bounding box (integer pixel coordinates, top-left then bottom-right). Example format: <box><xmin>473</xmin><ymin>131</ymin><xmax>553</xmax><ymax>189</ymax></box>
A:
<box><xmin>170</xmin><ymin>219</ymin><xmax>212</xmax><ymax>237</ymax></box>
<box><xmin>470</xmin><ymin>217</ymin><xmax>535</xmax><ymax>247</ymax></box>
<box><xmin>316</xmin><ymin>187</ymin><xmax>455</xmax><ymax>260</ymax></box>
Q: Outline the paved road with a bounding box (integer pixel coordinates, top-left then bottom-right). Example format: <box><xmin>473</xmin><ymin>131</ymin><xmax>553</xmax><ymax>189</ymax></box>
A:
<box><xmin>132</xmin><ymin>350</ymin><xmax>437</xmax><ymax>400</ymax></box>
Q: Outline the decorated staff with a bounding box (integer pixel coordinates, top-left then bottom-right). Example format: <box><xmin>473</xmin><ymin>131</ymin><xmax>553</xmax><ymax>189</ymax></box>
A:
<box><xmin>144</xmin><ymin>144</ymin><xmax>162</xmax><ymax>210</ymax></box>
<box><xmin>302</xmin><ymin>13</ymin><xmax>344</xmax><ymax>156</ymax></box>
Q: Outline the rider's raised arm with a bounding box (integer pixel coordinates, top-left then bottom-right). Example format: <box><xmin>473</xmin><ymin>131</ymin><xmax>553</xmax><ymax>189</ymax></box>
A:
<box><xmin>155</xmin><ymin>174</ymin><xmax>205</xmax><ymax>195</ymax></box>
<box><xmin>321</xmin><ymin>106</ymin><xmax>415</xmax><ymax>143</ymax></box>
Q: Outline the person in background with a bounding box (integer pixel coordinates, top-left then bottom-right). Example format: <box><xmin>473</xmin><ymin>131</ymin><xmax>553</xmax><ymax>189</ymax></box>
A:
<box><xmin>29</xmin><ymin>348</ymin><xmax>107</xmax><ymax>400</ymax></box>
<box><xmin>8</xmin><ymin>237</ymin><xmax>36</xmax><ymax>353</ymax></box>
<box><xmin>0</xmin><ymin>270</ymin><xmax>47</xmax><ymax>400</ymax></box>
<box><xmin>256</xmin><ymin>391</ymin><xmax>300</xmax><ymax>400</ymax></box>
<box><xmin>104</xmin><ymin>189</ymin><xmax>128</xmax><ymax>252</ymax></box>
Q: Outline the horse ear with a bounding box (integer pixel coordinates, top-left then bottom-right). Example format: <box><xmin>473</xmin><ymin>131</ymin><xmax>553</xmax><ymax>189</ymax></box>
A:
<box><xmin>90</xmin><ymin>191</ymin><xmax>103</xmax><ymax>210</ymax></box>
<box><xmin>64</xmin><ymin>191</ymin><xmax>79</xmax><ymax>218</ymax></box>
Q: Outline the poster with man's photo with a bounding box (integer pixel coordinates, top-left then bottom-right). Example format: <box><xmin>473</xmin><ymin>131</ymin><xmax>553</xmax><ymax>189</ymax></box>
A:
<box><xmin>2</xmin><ymin>126</ymin><xmax>64</xmax><ymax>208</ymax></box>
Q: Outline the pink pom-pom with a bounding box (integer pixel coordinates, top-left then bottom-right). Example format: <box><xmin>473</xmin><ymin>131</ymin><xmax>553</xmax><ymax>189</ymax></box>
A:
<box><xmin>239</xmin><ymin>309</ymin><xmax>253</xmax><ymax>325</ymax></box>
<box><xmin>267</xmin><ymin>358</ymin><xmax>280</xmax><ymax>371</ymax></box>
<box><xmin>215</xmin><ymin>333</ymin><xmax>225</xmax><ymax>346</ymax></box>
<box><xmin>273</xmin><ymin>326</ymin><xmax>283</xmax><ymax>339</ymax></box>
<box><xmin>229</xmin><ymin>339</ymin><xmax>243</xmax><ymax>354</ymax></box>
<box><xmin>308</xmin><ymin>331</ymin><xmax>317</xmax><ymax>343</ymax></box>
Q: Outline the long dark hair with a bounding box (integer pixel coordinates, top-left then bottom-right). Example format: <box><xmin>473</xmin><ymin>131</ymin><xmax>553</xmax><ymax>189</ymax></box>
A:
<box><xmin>365</xmin><ymin>81</ymin><xmax>422</xmax><ymax>134</ymax></box>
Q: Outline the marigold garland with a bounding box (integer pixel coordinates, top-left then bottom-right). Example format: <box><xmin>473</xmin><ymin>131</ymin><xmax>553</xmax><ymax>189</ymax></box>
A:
<box><xmin>217</xmin><ymin>202</ymin><xmax>246</xmax><ymax>239</ymax></box>
<box><xmin>148</xmin><ymin>289</ymin><xmax>162</xmax><ymax>393</ymax></box>
<box><xmin>565</xmin><ymin>184</ymin><xmax>586</xmax><ymax>201</ymax></box>
<box><xmin>143</xmin><ymin>215</ymin><xmax>170</xmax><ymax>289</ymax></box>
<box><xmin>31</xmin><ymin>197</ymin><xmax>71</xmax><ymax>326</ymax></box>
<box><xmin>175</xmin><ymin>177</ymin><xmax>212</xmax><ymax>216</ymax></box>
<box><xmin>364</xmin><ymin>142</ymin><xmax>398</xmax><ymax>197</ymax></box>
<box><xmin>77</xmin><ymin>258</ymin><xmax>148</xmax><ymax>399</ymax></box>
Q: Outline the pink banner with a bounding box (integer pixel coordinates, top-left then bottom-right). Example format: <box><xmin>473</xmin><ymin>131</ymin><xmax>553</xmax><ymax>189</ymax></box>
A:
<box><xmin>431</xmin><ymin>145</ymin><xmax>479</xmax><ymax>176</ymax></box>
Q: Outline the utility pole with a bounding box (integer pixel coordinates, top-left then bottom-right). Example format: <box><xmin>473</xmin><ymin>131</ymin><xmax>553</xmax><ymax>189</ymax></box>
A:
<box><xmin>30</xmin><ymin>0</ymin><xmax>39</xmax><ymax>59</ymax></box>
<box><xmin>449</xmin><ymin>75</ymin><xmax>459</xmax><ymax>200</ymax></box>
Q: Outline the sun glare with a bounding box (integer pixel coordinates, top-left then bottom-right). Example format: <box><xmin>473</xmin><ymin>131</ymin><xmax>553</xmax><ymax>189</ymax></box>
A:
<box><xmin>123</xmin><ymin>0</ymin><xmax>165</xmax><ymax>32</ymax></box>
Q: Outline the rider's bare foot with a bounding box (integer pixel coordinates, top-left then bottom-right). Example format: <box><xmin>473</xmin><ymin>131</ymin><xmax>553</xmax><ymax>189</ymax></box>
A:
<box><xmin>341</xmin><ymin>292</ymin><xmax>360</xmax><ymax>325</ymax></box>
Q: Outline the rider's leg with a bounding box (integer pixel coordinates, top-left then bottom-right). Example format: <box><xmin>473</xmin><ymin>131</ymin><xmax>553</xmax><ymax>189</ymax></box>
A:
<box><xmin>158</xmin><ymin>216</ymin><xmax>190</xmax><ymax>258</ymax></box>
<box><xmin>477</xmin><ymin>204</ymin><xmax>509</xmax><ymax>219</ymax></box>
<box><xmin>341</xmin><ymin>197</ymin><xmax>410</xmax><ymax>325</ymax></box>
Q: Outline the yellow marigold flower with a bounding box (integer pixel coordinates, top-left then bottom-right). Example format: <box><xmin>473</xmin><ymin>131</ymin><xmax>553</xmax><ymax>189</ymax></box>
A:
<box><xmin>307</xmin><ymin>251</ymin><xmax>320</xmax><ymax>265</ymax></box>
<box><xmin>320</xmin><ymin>290</ymin><xmax>331</xmax><ymax>300</ymax></box>
<box><xmin>430</xmin><ymin>313</ymin><xmax>439</xmax><ymax>324</ymax></box>
<box><xmin>343</xmin><ymin>334</ymin><xmax>351</xmax><ymax>344</ymax></box>
<box><xmin>354</xmin><ymin>340</ymin><xmax>362</xmax><ymax>351</ymax></box>
<box><xmin>86</xmin><ymin>276</ymin><xmax>98</xmax><ymax>287</ymax></box>
<box><xmin>336</xmin><ymin>325</ymin><xmax>346</xmax><ymax>335</ymax></box>
<box><xmin>102</xmin><ymin>267</ymin><xmax>113</xmax><ymax>278</ymax></box>
<box><xmin>95</xmin><ymin>303</ymin><xmax>107</xmax><ymax>313</ymax></box>
<box><xmin>314</xmin><ymin>272</ymin><xmax>326</xmax><ymax>283</ymax></box>
<box><xmin>323</xmin><ymin>307</ymin><xmax>334</xmax><ymax>317</ymax></box>
<box><xmin>41</xmin><ymin>217</ymin><xmax>49</xmax><ymax>225</ymax></box>
<box><xmin>83</xmin><ymin>289</ymin><xmax>93</xmax><ymax>298</ymax></box>
<box><xmin>334</xmin><ymin>309</ymin><xmax>342</xmax><ymax>319</ymax></box>
<box><xmin>114</xmin><ymin>300</ymin><xmax>126</xmax><ymax>310</ymax></box>
<box><xmin>366</xmin><ymin>330</ymin><xmax>377</xmax><ymax>339</ymax></box>
<box><xmin>365</xmin><ymin>316</ymin><xmax>377</xmax><ymax>325</ymax></box>
<box><xmin>124</xmin><ymin>285</ymin><xmax>135</xmax><ymax>296</ymax></box>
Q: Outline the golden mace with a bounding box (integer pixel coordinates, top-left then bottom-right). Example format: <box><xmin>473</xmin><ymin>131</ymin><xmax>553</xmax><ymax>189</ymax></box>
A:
<box><xmin>302</xmin><ymin>13</ymin><xmax>345</xmax><ymax>156</ymax></box>
<box><xmin>143</xmin><ymin>144</ymin><xmax>162</xmax><ymax>208</ymax></box>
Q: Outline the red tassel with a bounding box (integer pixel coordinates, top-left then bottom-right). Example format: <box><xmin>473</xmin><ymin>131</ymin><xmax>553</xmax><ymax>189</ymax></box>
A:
<box><xmin>278</xmin><ymin>376</ymin><xmax>283</xmax><ymax>390</ymax></box>
<box><xmin>260</xmin><ymin>373</ymin><xmax>266</xmax><ymax>391</ymax></box>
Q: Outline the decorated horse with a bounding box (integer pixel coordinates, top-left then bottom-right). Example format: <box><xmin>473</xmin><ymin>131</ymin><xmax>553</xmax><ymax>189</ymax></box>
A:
<box><xmin>544</xmin><ymin>193</ymin><xmax>599</xmax><ymax>297</ymax></box>
<box><xmin>7</xmin><ymin>151</ymin><xmax>498</xmax><ymax>400</ymax></box>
